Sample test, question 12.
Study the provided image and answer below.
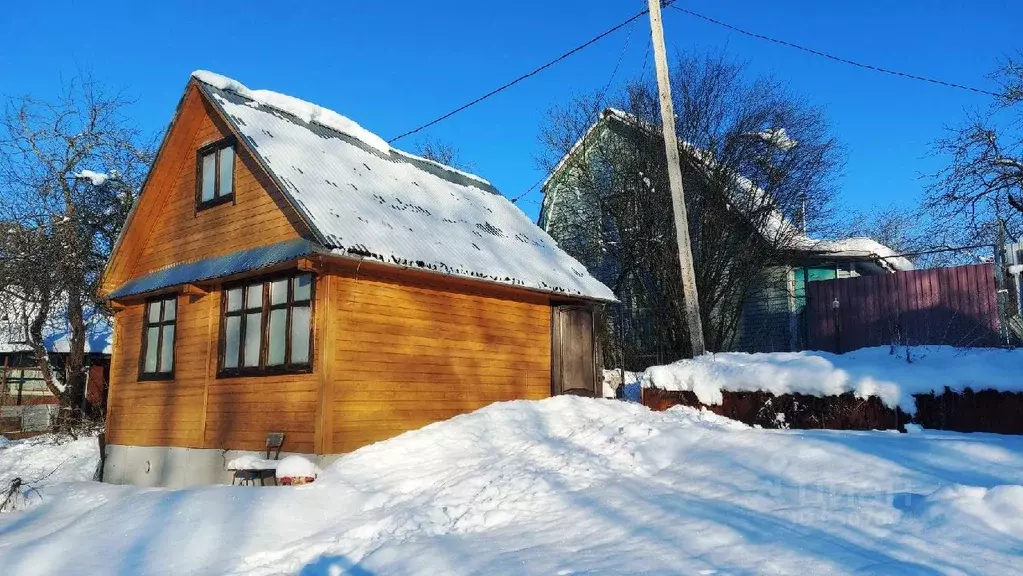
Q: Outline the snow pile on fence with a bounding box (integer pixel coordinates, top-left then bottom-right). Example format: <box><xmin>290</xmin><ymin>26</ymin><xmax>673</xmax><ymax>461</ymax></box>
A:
<box><xmin>642</xmin><ymin>345</ymin><xmax>1023</xmax><ymax>412</ymax></box>
<box><xmin>2</xmin><ymin>396</ymin><xmax>1023</xmax><ymax>575</ymax></box>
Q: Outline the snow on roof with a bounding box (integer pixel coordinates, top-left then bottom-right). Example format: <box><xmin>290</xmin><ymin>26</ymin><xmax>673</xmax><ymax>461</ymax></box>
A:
<box><xmin>192</xmin><ymin>72</ymin><xmax>614</xmax><ymax>301</ymax></box>
<box><xmin>0</xmin><ymin>292</ymin><xmax>112</xmax><ymax>355</ymax></box>
<box><xmin>796</xmin><ymin>236</ymin><xmax>914</xmax><ymax>272</ymax></box>
<box><xmin>545</xmin><ymin>109</ymin><xmax>912</xmax><ymax>272</ymax></box>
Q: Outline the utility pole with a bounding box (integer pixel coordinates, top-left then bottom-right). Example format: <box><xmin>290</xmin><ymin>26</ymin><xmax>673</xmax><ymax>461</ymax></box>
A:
<box><xmin>646</xmin><ymin>0</ymin><xmax>706</xmax><ymax>356</ymax></box>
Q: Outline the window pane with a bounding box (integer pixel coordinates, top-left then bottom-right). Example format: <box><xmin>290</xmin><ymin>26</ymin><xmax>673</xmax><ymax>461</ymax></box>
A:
<box><xmin>270</xmin><ymin>279</ymin><xmax>288</xmax><ymax>305</ymax></box>
<box><xmin>160</xmin><ymin>325</ymin><xmax>175</xmax><ymax>372</ymax></box>
<box><xmin>218</xmin><ymin>147</ymin><xmax>234</xmax><ymax>197</ymax></box>
<box><xmin>290</xmin><ymin>305</ymin><xmax>311</xmax><ymax>364</ymax></box>
<box><xmin>163</xmin><ymin>298</ymin><xmax>176</xmax><ymax>321</ymax></box>
<box><xmin>148</xmin><ymin>302</ymin><xmax>161</xmax><ymax>323</ymax></box>
<box><xmin>145</xmin><ymin>327</ymin><xmax>160</xmax><ymax>373</ymax></box>
<box><xmin>267</xmin><ymin>309</ymin><xmax>287</xmax><ymax>366</ymax></box>
<box><xmin>293</xmin><ymin>274</ymin><xmax>312</xmax><ymax>302</ymax></box>
<box><xmin>226</xmin><ymin>288</ymin><xmax>243</xmax><ymax>312</ymax></box>
<box><xmin>201</xmin><ymin>152</ymin><xmax>216</xmax><ymax>201</ymax></box>
<box><xmin>224</xmin><ymin>316</ymin><xmax>241</xmax><ymax>369</ymax></box>
<box><xmin>246</xmin><ymin>284</ymin><xmax>263</xmax><ymax>309</ymax></box>
<box><xmin>243</xmin><ymin>312</ymin><xmax>262</xmax><ymax>367</ymax></box>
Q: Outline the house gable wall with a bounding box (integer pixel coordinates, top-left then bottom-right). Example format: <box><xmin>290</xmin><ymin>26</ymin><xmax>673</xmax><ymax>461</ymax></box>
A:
<box><xmin>102</xmin><ymin>83</ymin><xmax>311</xmax><ymax>295</ymax></box>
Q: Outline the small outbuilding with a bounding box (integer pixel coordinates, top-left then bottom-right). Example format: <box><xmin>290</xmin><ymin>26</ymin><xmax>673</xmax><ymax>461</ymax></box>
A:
<box><xmin>99</xmin><ymin>71</ymin><xmax>614</xmax><ymax>487</ymax></box>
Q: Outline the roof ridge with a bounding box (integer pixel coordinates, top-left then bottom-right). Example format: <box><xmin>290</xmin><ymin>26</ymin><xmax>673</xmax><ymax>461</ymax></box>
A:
<box><xmin>190</xmin><ymin>71</ymin><xmax>494</xmax><ymax>190</ymax></box>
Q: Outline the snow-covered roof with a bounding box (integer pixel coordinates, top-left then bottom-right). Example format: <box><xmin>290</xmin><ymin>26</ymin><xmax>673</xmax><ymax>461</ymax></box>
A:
<box><xmin>191</xmin><ymin>71</ymin><xmax>615</xmax><ymax>302</ymax></box>
<box><xmin>0</xmin><ymin>292</ymin><xmax>112</xmax><ymax>356</ymax></box>
<box><xmin>542</xmin><ymin>109</ymin><xmax>912</xmax><ymax>273</ymax></box>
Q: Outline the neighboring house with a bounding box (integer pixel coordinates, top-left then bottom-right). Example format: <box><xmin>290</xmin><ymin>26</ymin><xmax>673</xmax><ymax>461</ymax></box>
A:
<box><xmin>98</xmin><ymin>71</ymin><xmax>615</xmax><ymax>487</ymax></box>
<box><xmin>0</xmin><ymin>294</ymin><xmax>112</xmax><ymax>432</ymax></box>
<box><xmin>540</xmin><ymin>109</ymin><xmax>911</xmax><ymax>363</ymax></box>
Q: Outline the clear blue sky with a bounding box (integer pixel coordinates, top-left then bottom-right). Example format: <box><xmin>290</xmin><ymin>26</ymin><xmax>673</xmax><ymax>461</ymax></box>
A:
<box><xmin>1</xmin><ymin>1</ymin><xmax>1018</xmax><ymax>223</ymax></box>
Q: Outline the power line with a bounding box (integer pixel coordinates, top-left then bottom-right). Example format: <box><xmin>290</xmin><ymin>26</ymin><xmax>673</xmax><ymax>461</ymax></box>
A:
<box><xmin>388</xmin><ymin>6</ymin><xmax>659</xmax><ymax>144</ymax></box>
<box><xmin>668</xmin><ymin>5</ymin><xmax>1000</xmax><ymax>98</ymax></box>
<box><xmin>511</xmin><ymin>18</ymin><xmax>640</xmax><ymax>206</ymax></box>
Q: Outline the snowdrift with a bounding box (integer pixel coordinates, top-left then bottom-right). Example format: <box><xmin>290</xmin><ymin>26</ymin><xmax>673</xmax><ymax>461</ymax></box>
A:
<box><xmin>2</xmin><ymin>397</ymin><xmax>1023</xmax><ymax>575</ymax></box>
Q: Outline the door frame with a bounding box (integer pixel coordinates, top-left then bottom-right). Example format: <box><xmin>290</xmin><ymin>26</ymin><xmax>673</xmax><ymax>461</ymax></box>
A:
<box><xmin>551</xmin><ymin>303</ymin><xmax>602</xmax><ymax>397</ymax></box>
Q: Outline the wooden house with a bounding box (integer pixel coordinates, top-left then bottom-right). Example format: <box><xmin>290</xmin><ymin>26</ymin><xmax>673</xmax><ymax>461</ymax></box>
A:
<box><xmin>540</xmin><ymin>108</ymin><xmax>912</xmax><ymax>364</ymax></box>
<box><xmin>99</xmin><ymin>72</ymin><xmax>615</xmax><ymax>487</ymax></box>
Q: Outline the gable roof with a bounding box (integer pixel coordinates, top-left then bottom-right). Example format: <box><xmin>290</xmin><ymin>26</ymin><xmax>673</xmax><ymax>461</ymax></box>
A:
<box><xmin>114</xmin><ymin>72</ymin><xmax>612</xmax><ymax>302</ymax></box>
<box><xmin>541</xmin><ymin>108</ymin><xmax>913</xmax><ymax>273</ymax></box>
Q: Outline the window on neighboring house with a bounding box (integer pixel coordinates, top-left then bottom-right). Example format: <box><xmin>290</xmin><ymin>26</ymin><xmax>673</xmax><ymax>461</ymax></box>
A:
<box><xmin>139</xmin><ymin>296</ymin><xmax>177</xmax><ymax>380</ymax></box>
<box><xmin>220</xmin><ymin>273</ymin><xmax>313</xmax><ymax>376</ymax></box>
<box><xmin>196</xmin><ymin>138</ymin><xmax>235</xmax><ymax>209</ymax></box>
<box><xmin>4</xmin><ymin>367</ymin><xmax>48</xmax><ymax>404</ymax></box>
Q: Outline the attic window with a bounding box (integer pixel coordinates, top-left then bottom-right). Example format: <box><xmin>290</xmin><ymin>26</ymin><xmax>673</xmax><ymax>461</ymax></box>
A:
<box><xmin>196</xmin><ymin>138</ymin><xmax>236</xmax><ymax>209</ymax></box>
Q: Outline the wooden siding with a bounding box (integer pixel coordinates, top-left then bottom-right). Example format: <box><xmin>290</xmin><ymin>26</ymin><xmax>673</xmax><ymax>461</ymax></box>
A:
<box><xmin>106</xmin><ymin>266</ymin><xmax>554</xmax><ymax>455</ymax></box>
<box><xmin>326</xmin><ymin>262</ymin><xmax>552</xmax><ymax>453</ymax></box>
<box><xmin>102</xmin><ymin>84</ymin><xmax>309</xmax><ymax>294</ymax></box>
<box><xmin>106</xmin><ymin>284</ymin><xmax>324</xmax><ymax>453</ymax></box>
<box><xmin>106</xmin><ymin>295</ymin><xmax>207</xmax><ymax>447</ymax></box>
<box><xmin>103</xmin><ymin>83</ymin><xmax>557</xmax><ymax>458</ymax></box>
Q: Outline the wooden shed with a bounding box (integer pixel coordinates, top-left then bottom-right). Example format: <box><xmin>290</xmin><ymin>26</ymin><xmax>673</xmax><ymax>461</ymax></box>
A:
<box><xmin>98</xmin><ymin>72</ymin><xmax>615</xmax><ymax>487</ymax></box>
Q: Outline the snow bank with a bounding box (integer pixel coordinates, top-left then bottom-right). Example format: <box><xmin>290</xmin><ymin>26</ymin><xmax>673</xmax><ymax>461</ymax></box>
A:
<box><xmin>0</xmin><ymin>434</ymin><xmax>100</xmax><ymax>491</ymax></box>
<box><xmin>917</xmin><ymin>484</ymin><xmax>1023</xmax><ymax>539</ymax></box>
<box><xmin>3</xmin><ymin>398</ymin><xmax>1023</xmax><ymax>575</ymax></box>
<box><xmin>642</xmin><ymin>346</ymin><xmax>1023</xmax><ymax>413</ymax></box>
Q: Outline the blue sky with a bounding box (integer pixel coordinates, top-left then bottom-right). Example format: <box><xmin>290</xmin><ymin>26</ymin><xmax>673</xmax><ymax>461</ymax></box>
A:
<box><xmin>1</xmin><ymin>1</ymin><xmax>1018</xmax><ymax>223</ymax></box>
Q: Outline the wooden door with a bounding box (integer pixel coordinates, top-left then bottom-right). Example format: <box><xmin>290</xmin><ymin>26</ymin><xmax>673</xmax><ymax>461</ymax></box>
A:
<box><xmin>553</xmin><ymin>305</ymin><xmax>598</xmax><ymax>397</ymax></box>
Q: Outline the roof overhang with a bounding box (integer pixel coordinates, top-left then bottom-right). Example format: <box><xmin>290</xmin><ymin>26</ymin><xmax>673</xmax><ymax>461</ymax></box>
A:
<box><xmin>106</xmin><ymin>239</ymin><xmax>328</xmax><ymax>301</ymax></box>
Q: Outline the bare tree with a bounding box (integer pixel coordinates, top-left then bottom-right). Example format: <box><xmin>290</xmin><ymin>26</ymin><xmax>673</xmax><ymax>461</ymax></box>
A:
<box><xmin>414</xmin><ymin>138</ymin><xmax>474</xmax><ymax>171</ymax></box>
<box><xmin>0</xmin><ymin>76</ymin><xmax>151</xmax><ymax>414</ymax></box>
<box><xmin>925</xmin><ymin>55</ymin><xmax>1023</xmax><ymax>248</ymax></box>
<box><xmin>539</xmin><ymin>53</ymin><xmax>843</xmax><ymax>359</ymax></box>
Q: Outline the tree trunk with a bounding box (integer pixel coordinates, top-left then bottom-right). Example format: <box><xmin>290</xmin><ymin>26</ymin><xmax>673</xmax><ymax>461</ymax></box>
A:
<box><xmin>64</xmin><ymin>286</ymin><xmax>87</xmax><ymax>414</ymax></box>
<box><xmin>28</xmin><ymin>298</ymin><xmax>61</xmax><ymax>398</ymax></box>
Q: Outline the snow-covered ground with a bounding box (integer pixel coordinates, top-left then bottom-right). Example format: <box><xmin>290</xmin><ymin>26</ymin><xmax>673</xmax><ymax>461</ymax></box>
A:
<box><xmin>2</xmin><ymin>397</ymin><xmax>1022</xmax><ymax>575</ymax></box>
<box><xmin>642</xmin><ymin>345</ymin><xmax>1023</xmax><ymax>412</ymax></box>
<box><xmin>0</xmin><ymin>433</ymin><xmax>99</xmax><ymax>490</ymax></box>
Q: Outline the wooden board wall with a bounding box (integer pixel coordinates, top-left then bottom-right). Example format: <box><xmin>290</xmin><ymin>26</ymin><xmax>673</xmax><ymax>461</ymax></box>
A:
<box><xmin>106</xmin><ymin>295</ymin><xmax>207</xmax><ymax>448</ymax></box>
<box><xmin>325</xmin><ymin>263</ymin><xmax>552</xmax><ymax>454</ymax></box>
<box><xmin>106</xmin><ymin>284</ymin><xmax>324</xmax><ymax>454</ymax></box>
<box><xmin>106</xmin><ymin>266</ymin><xmax>554</xmax><ymax>455</ymax></box>
<box><xmin>102</xmin><ymin>84</ymin><xmax>309</xmax><ymax>294</ymax></box>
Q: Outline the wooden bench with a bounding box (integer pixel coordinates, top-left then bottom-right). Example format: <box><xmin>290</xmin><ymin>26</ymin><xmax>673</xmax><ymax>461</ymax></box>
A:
<box><xmin>226</xmin><ymin>432</ymin><xmax>284</xmax><ymax>486</ymax></box>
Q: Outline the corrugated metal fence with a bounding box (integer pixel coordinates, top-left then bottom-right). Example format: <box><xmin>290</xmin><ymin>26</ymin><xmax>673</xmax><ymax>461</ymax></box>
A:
<box><xmin>807</xmin><ymin>264</ymin><xmax>1001</xmax><ymax>352</ymax></box>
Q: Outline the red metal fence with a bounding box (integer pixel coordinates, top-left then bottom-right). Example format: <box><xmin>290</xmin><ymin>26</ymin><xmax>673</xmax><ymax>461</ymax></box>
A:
<box><xmin>806</xmin><ymin>264</ymin><xmax>1001</xmax><ymax>352</ymax></box>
